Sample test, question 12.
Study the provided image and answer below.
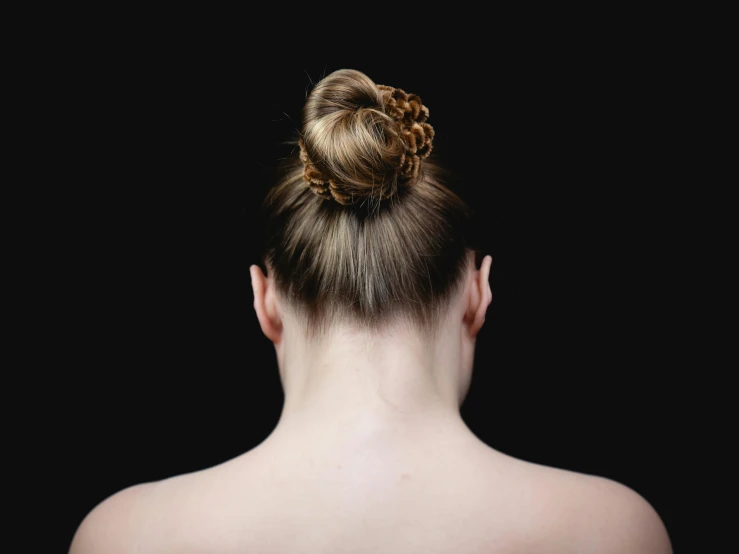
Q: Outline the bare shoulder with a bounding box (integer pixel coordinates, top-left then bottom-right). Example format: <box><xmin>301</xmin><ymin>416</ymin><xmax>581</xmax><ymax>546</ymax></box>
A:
<box><xmin>577</xmin><ymin>474</ymin><xmax>673</xmax><ymax>554</ymax></box>
<box><xmin>522</xmin><ymin>458</ymin><xmax>672</xmax><ymax>554</ymax></box>
<box><xmin>69</xmin><ymin>482</ymin><xmax>157</xmax><ymax>554</ymax></box>
<box><xmin>468</xmin><ymin>448</ymin><xmax>671</xmax><ymax>553</ymax></box>
<box><xmin>66</xmin><ymin>454</ymin><xmax>263</xmax><ymax>554</ymax></box>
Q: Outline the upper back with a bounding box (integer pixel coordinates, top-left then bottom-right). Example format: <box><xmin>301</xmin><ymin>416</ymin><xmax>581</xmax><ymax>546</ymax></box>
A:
<box><xmin>70</xmin><ymin>432</ymin><xmax>671</xmax><ymax>554</ymax></box>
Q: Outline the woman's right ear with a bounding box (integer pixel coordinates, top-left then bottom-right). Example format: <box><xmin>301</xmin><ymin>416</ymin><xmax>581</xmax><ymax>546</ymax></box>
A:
<box><xmin>463</xmin><ymin>255</ymin><xmax>493</xmax><ymax>339</ymax></box>
<box><xmin>249</xmin><ymin>264</ymin><xmax>283</xmax><ymax>345</ymax></box>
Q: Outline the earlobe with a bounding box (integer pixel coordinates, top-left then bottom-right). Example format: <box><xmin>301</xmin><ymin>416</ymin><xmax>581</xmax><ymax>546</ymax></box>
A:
<box><xmin>465</xmin><ymin>255</ymin><xmax>493</xmax><ymax>338</ymax></box>
<box><xmin>249</xmin><ymin>264</ymin><xmax>283</xmax><ymax>344</ymax></box>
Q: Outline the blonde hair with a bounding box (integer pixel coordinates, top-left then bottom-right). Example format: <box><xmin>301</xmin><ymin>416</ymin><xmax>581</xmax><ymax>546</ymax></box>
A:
<box><xmin>260</xmin><ymin>69</ymin><xmax>479</xmax><ymax>339</ymax></box>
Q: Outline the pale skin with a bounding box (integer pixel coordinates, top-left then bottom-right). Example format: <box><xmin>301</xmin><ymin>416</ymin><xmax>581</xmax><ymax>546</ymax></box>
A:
<box><xmin>70</xmin><ymin>253</ymin><xmax>672</xmax><ymax>553</ymax></box>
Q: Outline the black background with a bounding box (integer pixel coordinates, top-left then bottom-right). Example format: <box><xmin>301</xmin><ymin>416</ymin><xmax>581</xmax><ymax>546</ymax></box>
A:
<box><xmin>45</xmin><ymin>44</ymin><xmax>687</xmax><ymax>552</ymax></box>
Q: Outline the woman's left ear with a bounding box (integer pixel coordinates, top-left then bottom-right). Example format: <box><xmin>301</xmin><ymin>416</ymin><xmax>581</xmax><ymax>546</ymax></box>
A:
<box><xmin>464</xmin><ymin>254</ymin><xmax>493</xmax><ymax>338</ymax></box>
<box><xmin>249</xmin><ymin>264</ymin><xmax>283</xmax><ymax>344</ymax></box>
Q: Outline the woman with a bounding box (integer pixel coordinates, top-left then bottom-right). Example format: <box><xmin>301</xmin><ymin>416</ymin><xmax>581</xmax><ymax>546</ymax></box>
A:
<box><xmin>70</xmin><ymin>69</ymin><xmax>671</xmax><ymax>553</ymax></box>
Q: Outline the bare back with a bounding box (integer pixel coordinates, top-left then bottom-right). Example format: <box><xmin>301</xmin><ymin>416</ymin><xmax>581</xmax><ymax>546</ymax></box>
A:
<box><xmin>70</xmin><ymin>427</ymin><xmax>671</xmax><ymax>554</ymax></box>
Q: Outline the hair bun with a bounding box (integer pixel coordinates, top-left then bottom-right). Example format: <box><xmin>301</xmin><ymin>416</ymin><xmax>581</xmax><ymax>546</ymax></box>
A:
<box><xmin>299</xmin><ymin>70</ymin><xmax>435</xmax><ymax>206</ymax></box>
<box><xmin>378</xmin><ymin>85</ymin><xmax>435</xmax><ymax>181</ymax></box>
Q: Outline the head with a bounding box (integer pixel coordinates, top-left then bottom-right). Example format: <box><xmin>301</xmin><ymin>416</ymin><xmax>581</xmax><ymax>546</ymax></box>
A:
<box><xmin>250</xmin><ymin>69</ymin><xmax>491</xmax><ymax>408</ymax></box>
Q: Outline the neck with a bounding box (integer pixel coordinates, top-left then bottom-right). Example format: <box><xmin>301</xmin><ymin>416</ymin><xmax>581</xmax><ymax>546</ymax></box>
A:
<box><xmin>270</xmin><ymin>317</ymin><xmax>474</xmax><ymax>446</ymax></box>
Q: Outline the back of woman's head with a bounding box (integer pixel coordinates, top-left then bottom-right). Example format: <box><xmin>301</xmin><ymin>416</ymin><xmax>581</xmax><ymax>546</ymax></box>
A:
<box><xmin>260</xmin><ymin>69</ymin><xmax>478</xmax><ymax>339</ymax></box>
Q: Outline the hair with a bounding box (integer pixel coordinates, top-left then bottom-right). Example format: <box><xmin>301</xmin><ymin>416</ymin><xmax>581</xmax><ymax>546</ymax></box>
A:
<box><xmin>259</xmin><ymin>69</ymin><xmax>479</xmax><ymax>340</ymax></box>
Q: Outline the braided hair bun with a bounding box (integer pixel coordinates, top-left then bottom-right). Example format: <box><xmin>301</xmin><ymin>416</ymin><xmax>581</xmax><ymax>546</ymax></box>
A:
<box><xmin>299</xmin><ymin>70</ymin><xmax>435</xmax><ymax>206</ymax></box>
